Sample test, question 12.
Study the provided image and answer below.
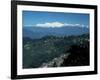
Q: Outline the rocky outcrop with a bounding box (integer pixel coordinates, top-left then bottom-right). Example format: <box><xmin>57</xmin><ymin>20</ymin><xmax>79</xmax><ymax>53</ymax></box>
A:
<box><xmin>40</xmin><ymin>53</ymin><xmax>70</xmax><ymax>67</ymax></box>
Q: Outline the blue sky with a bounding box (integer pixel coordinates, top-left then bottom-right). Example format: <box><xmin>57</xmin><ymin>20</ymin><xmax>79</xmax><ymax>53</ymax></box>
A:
<box><xmin>23</xmin><ymin>11</ymin><xmax>89</xmax><ymax>28</ymax></box>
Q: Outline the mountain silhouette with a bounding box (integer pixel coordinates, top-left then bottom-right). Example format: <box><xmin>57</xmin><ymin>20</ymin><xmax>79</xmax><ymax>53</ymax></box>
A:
<box><xmin>23</xmin><ymin>26</ymin><xmax>89</xmax><ymax>39</ymax></box>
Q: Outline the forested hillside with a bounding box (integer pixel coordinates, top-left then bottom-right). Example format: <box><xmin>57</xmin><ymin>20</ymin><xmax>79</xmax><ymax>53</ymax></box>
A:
<box><xmin>23</xmin><ymin>34</ymin><xmax>89</xmax><ymax>68</ymax></box>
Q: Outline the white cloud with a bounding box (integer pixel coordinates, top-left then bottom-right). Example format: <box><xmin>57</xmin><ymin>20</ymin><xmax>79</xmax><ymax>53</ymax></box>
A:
<box><xmin>64</xmin><ymin>23</ymin><xmax>81</xmax><ymax>27</ymax></box>
<box><xmin>35</xmin><ymin>22</ymin><xmax>88</xmax><ymax>28</ymax></box>
<box><xmin>36</xmin><ymin>22</ymin><xmax>64</xmax><ymax>28</ymax></box>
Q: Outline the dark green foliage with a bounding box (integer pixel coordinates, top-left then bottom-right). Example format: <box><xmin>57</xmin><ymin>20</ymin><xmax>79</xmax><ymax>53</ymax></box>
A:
<box><xmin>23</xmin><ymin>34</ymin><xmax>89</xmax><ymax>68</ymax></box>
<box><xmin>61</xmin><ymin>41</ymin><xmax>89</xmax><ymax>66</ymax></box>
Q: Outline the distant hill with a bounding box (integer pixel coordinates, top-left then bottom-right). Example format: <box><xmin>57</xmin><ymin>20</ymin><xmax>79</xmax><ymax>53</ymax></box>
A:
<box><xmin>23</xmin><ymin>26</ymin><xmax>89</xmax><ymax>39</ymax></box>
